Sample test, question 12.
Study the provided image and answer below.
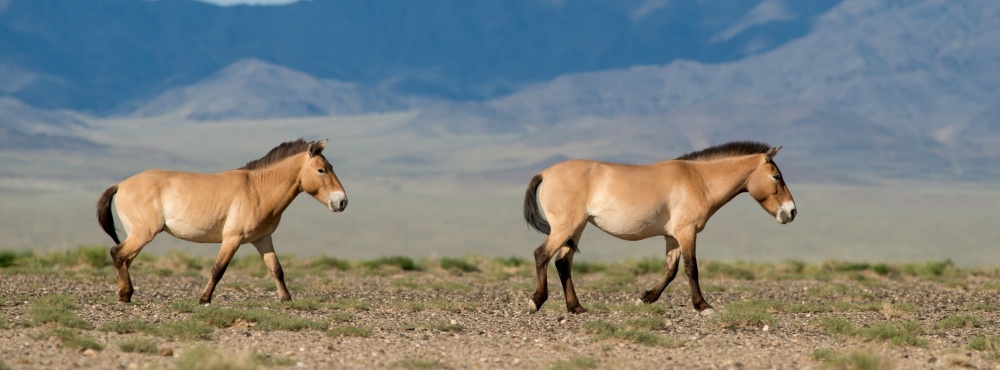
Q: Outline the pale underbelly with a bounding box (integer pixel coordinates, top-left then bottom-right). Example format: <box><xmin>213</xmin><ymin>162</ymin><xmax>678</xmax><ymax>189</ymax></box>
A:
<box><xmin>588</xmin><ymin>214</ymin><xmax>663</xmax><ymax>241</ymax></box>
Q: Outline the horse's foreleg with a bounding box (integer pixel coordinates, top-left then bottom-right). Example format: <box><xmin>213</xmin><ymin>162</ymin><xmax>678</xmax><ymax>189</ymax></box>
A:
<box><xmin>640</xmin><ymin>238</ymin><xmax>682</xmax><ymax>304</ymax></box>
<box><xmin>252</xmin><ymin>236</ymin><xmax>291</xmax><ymax>302</ymax></box>
<box><xmin>554</xmin><ymin>245</ymin><xmax>586</xmax><ymax>314</ymax></box>
<box><xmin>110</xmin><ymin>232</ymin><xmax>155</xmax><ymax>303</ymax></box>
<box><xmin>677</xmin><ymin>231</ymin><xmax>714</xmax><ymax>315</ymax></box>
<box><xmin>199</xmin><ymin>238</ymin><xmax>241</xmax><ymax>304</ymax></box>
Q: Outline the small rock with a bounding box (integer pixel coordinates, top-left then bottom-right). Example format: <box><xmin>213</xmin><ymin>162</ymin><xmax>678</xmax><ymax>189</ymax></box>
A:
<box><xmin>928</xmin><ymin>357</ymin><xmax>937</xmax><ymax>363</ymax></box>
<box><xmin>82</xmin><ymin>349</ymin><xmax>98</xmax><ymax>357</ymax></box>
<box><xmin>450</xmin><ymin>319</ymin><xmax>457</xmax><ymax>325</ymax></box>
<box><xmin>762</xmin><ymin>325</ymin><xmax>770</xmax><ymax>332</ymax></box>
<box><xmin>160</xmin><ymin>348</ymin><xmax>174</xmax><ymax>357</ymax></box>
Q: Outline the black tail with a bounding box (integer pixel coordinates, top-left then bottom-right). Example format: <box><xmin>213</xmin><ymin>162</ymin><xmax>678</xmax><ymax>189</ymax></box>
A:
<box><xmin>97</xmin><ymin>184</ymin><xmax>120</xmax><ymax>245</ymax></box>
<box><xmin>523</xmin><ymin>174</ymin><xmax>550</xmax><ymax>235</ymax></box>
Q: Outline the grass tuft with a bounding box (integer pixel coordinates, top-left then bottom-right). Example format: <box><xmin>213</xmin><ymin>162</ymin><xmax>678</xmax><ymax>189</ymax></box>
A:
<box><xmin>549</xmin><ymin>356</ymin><xmax>599</xmax><ymax>370</ymax></box>
<box><xmin>311</xmin><ymin>255</ymin><xmax>352</xmax><ymax>271</ymax></box>
<box><xmin>34</xmin><ymin>328</ymin><xmax>103</xmax><ymax>351</ymax></box>
<box><xmin>968</xmin><ymin>336</ymin><xmax>1000</xmax><ymax>359</ymax></box>
<box><xmin>28</xmin><ymin>294</ymin><xmax>92</xmax><ymax>329</ymax></box>
<box><xmin>816</xmin><ymin>317</ymin><xmax>926</xmax><ymax>346</ymax></box>
<box><xmin>153</xmin><ymin>318</ymin><xmax>214</xmax><ymax>340</ymax></box>
<box><xmin>117</xmin><ymin>337</ymin><xmax>159</xmax><ymax>354</ymax></box>
<box><xmin>100</xmin><ymin>319</ymin><xmax>153</xmax><ymax>334</ymax></box>
<box><xmin>812</xmin><ymin>349</ymin><xmax>892</xmax><ymax>370</ymax></box>
<box><xmin>363</xmin><ymin>256</ymin><xmax>421</xmax><ymax>271</ymax></box>
<box><xmin>580</xmin><ymin>320</ymin><xmax>679</xmax><ymax>347</ymax></box>
<box><xmin>935</xmin><ymin>314</ymin><xmax>983</xmax><ymax>330</ymax></box>
<box><xmin>440</xmin><ymin>257</ymin><xmax>479</xmax><ymax>273</ymax></box>
<box><xmin>711</xmin><ymin>300</ymin><xmax>776</xmax><ymax>329</ymax></box>
<box><xmin>176</xmin><ymin>345</ymin><xmax>260</xmax><ymax>370</ymax></box>
<box><xmin>192</xmin><ymin>306</ymin><xmax>327</xmax><ymax>331</ymax></box>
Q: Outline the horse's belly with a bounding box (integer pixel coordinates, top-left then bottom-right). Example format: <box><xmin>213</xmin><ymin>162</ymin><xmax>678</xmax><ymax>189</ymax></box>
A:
<box><xmin>163</xmin><ymin>220</ymin><xmax>224</xmax><ymax>243</ymax></box>
<box><xmin>589</xmin><ymin>214</ymin><xmax>662</xmax><ymax>241</ymax></box>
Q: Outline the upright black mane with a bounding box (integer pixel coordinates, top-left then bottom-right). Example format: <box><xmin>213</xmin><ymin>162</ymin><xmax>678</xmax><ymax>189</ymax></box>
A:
<box><xmin>675</xmin><ymin>141</ymin><xmax>771</xmax><ymax>161</ymax></box>
<box><xmin>240</xmin><ymin>139</ymin><xmax>314</xmax><ymax>170</ymax></box>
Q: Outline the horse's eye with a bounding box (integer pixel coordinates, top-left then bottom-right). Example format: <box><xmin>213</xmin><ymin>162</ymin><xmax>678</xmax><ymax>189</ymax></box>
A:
<box><xmin>317</xmin><ymin>168</ymin><xmax>326</xmax><ymax>174</ymax></box>
<box><xmin>771</xmin><ymin>175</ymin><xmax>781</xmax><ymax>181</ymax></box>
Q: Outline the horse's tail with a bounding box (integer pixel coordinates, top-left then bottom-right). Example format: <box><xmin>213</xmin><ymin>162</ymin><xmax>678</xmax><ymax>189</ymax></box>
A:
<box><xmin>523</xmin><ymin>174</ymin><xmax>550</xmax><ymax>235</ymax></box>
<box><xmin>97</xmin><ymin>184</ymin><xmax>121</xmax><ymax>245</ymax></box>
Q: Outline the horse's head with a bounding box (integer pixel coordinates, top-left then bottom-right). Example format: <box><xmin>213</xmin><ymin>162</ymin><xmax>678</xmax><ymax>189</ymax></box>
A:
<box><xmin>299</xmin><ymin>139</ymin><xmax>348</xmax><ymax>212</ymax></box>
<box><xmin>747</xmin><ymin>146</ymin><xmax>796</xmax><ymax>224</ymax></box>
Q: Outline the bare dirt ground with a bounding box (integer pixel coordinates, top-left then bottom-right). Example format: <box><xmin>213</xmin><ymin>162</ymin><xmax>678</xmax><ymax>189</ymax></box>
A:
<box><xmin>1</xmin><ymin>255</ymin><xmax>999</xmax><ymax>370</ymax></box>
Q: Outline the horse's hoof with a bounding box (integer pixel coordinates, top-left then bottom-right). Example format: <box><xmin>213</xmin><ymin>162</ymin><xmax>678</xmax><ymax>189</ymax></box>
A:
<box><xmin>569</xmin><ymin>306</ymin><xmax>588</xmax><ymax>314</ymax></box>
<box><xmin>527</xmin><ymin>299</ymin><xmax>539</xmax><ymax>313</ymax></box>
<box><xmin>699</xmin><ymin>308</ymin><xmax>717</xmax><ymax>317</ymax></box>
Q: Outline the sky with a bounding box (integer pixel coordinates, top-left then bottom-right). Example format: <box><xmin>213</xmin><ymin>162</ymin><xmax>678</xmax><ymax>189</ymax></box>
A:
<box><xmin>197</xmin><ymin>0</ymin><xmax>299</xmax><ymax>6</ymax></box>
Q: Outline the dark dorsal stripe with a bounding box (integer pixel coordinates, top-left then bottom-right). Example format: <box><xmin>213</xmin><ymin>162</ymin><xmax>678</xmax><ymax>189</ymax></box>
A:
<box><xmin>675</xmin><ymin>141</ymin><xmax>771</xmax><ymax>161</ymax></box>
<box><xmin>240</xmin><ymin>139</ymin><xmax>315</xmax><ymax>170</ymax></box>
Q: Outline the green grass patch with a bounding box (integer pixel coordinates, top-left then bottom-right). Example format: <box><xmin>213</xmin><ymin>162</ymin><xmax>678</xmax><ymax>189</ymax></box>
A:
<box><xmin>363</xmin><ymin>256</ymin><xmax>421</xmax><ymax>271</ymax></box>
<box><xmin>580</xmin><ymin>320</ymin><xmax>679</xmax><ymax>347</ymax></box>
<box><xmin>117</xmin><ymin>337</ymin><xmax>159</xmax><ymax>354</ymax></box>
<box><xmin>631</xmin><ymin>257</ymin><xmax>665</xmax><ymax>275</ymax></box>
<box><xmin>702</xmin><ymin>261</ymin><xmax>757</xmax><ymax>280</ymax></box>
<box><xmin>391</xmin><ymin>358</ymin><xmax>443</xmax><ymax>369</ymax></box>
<box><xmin>572</xmin><ymin>260</ymin><xmax>608</xmax><ymax>274</ymax></box>
<box><xmin>175</xmin><ymin>345</ymin><xmax>261</xmax><ymax>370</ymax></box>
<box><xmin>252</xmin><ymin>352</ymin><xmax>296</xmax><ymax>367</ymax></box>
<box><xmin>100</xmin><ymin>319</ymin><xmax>153</xmax><ymax>334</ymax></box>
<box><xmin>440</xmin><ymin>257</ymin><xmax>479</xmax><ymax>273</ymax></box>
<box><xmin>816</xmin><ymin>317</ymin><xmax>926</xmax><ymax>346</ymax></box>
<box><xmin>0</xmin><ymin>250</ymin><xmax>30</xmax><ymax>267</ymax></box>
<box><xmin>968</xmin><ymin>336</ymin><xmax>1000</xmax><ymax>359</ymax></box>
<box><xmin>326</xmin><ymin>325</ymin><xmax>373</xmax><ymax>338</ymax></box>
<box><xmin>329</xmin><ymin>298</ymin><xmax>370</xmax><ymax>311</ymax></box>
<box><xmin>311</xmin><ymin>255</ymin><xmax>352</xmax><ymax>271</ymax></box>
<box><xmin>493</xmin><ymin>256</ymin><xmax>527</xmax><ymax>268</ymax></box>
<box><xmin>33</xmin><ymin>328</ymin><xmax>103</xmax><ymax>351</ymax></box>
<box><xmin>28</xmin><ymin>294</ymin><xmax>92</xmax><ymax>329</ymax></box>
<box><xmin>167</xmin><ymin>300</ymin><xmax>199</xmax><ymax>313</ymax></box>
<box><xmin>549</xmin><ymin>356</ymin><xmax>599</xmax><ymax>370</ymax></box>
<box><xmin>962</xmin><ymin>302</ymin><xmax>1000</xmax><ymax>312</ymax></box>
<box><xmin>711</xmin><ymin>300</ymin><xmax>777</xmax><ymax>329</ymax></box>
<box><xmin>192</xmin><ymin>306</ymin><xmax>327</xmax><ymax>331</ymax></box>
<box><xmin>153</xmin><ymin>318</ymin><xmax>214</xmax><ymax>340</ymax></box>
<box><xmin>812</xmin><ymin>349</ymin><xmax>891</xmax><ymax>370</ymax></box>
<box><xmin>935</xmin><ymin>314</ymin><xmax>983</xmax><ymax>330</ymax></box>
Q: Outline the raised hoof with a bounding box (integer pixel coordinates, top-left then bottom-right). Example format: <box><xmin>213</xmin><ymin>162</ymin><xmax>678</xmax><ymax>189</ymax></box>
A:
<box><xmin>527</xmin><ymin>299</ymin><xmax>539</xmax><ymax>313</ymax></box>
<box><xmin>639</xmin><ymin>290</ymin><xmax>658</xmax><ymax>304</ymax></box>
<box><xmin>699</xmin><ymin>308</ymin><xmax>717</xmax><ymax>317</ymax></box>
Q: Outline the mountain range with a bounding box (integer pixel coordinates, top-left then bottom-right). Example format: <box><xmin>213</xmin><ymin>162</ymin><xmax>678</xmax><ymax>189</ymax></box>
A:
<box><xmin>1</xmin><ymin>0</ymin><xmax>999</xmax><ymax>184</ymax></box>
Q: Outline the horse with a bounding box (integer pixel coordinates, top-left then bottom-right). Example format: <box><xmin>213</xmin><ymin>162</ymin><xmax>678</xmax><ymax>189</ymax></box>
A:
<box><xmin>96</xmin><ymin>138</ymin><xmax>347</xmax><ymax>304</ymax></box>
<box><xmin>523</xmin><ymin>141</ymin><xmax>796</xmax><ymax>316</ymax></box>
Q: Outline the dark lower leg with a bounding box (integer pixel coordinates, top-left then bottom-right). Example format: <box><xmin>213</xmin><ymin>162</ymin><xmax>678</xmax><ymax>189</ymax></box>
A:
<box><xmin>554</xmin><ymin>252</ymin><xmax>586</xmax><ymax>314</ymax></box>
<box><xmin>531</xmin><ymin>244</ymin><xmax>551</xmax><ymax>311</ymax></box>
<box><xmin>110</xmin><ymin>244</ymin><xmax>133</xmax><ymax>302</ymax></box>
<box><xmin>683</xmin><ymin>254</ymin><xmax>712</xmax><ymax>312</ymax></box>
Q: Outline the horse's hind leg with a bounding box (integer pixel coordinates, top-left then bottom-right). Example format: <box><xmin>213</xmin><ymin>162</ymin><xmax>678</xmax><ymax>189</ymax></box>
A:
<box><xmin>199</xmin><ymin>237</ymin><xmax>241</xmax><ymax>304</ymax></box>
<box><xmin>530</xmin><ymin>220</ymin><xmax>585</xmax><ymax>313</ymax></box>
<box><xmin>251</xmin><ymin>235</ymin><xmax>291</xmax><ymax>302</ymax></box>
<box><xmin>110</xmin><ymin>231</ymin><xmax>156</xmax><ymax>303</ymax></box>
<box><xmin>640</xmin><ymin>237</ymin><xmax>682</xmax><ymax>304</ymax></box>
<box><xmin>554</xmin><ymin>229</ymin><xmax>586</xmax><ymax>313</ymax></box>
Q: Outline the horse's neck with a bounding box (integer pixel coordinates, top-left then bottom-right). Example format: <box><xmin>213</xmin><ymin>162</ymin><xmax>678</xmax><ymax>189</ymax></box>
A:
<box><xmin>691</xmin><ymin>155</ymin><xmax>758</xmax><ymax>211</ymax></box>
<box><xmin>245</xmin><ymin>161</ymin><xmax>302</xmax><ymax>213</ymax></box>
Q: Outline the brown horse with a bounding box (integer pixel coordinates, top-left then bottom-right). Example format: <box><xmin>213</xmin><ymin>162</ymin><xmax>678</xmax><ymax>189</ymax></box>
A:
<box><xmin>523</xmin><ymin>141</ymin><xmax>796</xmax><ymax>316</ymax></box>
<box><xmin>96</xmin><ymin>139</ymin><xmax>347</xmax><ymax>304</ymax></box>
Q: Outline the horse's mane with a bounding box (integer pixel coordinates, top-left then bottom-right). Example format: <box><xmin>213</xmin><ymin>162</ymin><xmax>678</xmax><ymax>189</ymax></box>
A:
<box><xmin>240</xmin><ymin>139</ymin><xmax>315</xmax><ymax>170</ymax></box>
<box><xmin>675</xmin><ymin>141</ymin><xmax>771</xmax><ymax>161</ymax></box>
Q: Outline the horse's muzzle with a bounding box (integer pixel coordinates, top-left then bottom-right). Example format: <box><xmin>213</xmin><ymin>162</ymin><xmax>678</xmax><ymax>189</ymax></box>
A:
<box><xmin>776</xmin><ymin>201</ymin><xmax>796</xmax><ymax>224</ymax></box>
<box><xmin>326</xmin><ymin>191</ymin><xmax>348</xmax><ymax>212</ymax></box>
<box><xmin>328</xmin><ymin>198</ymin><xmax>348</xmax><ymax>212</ymax></box>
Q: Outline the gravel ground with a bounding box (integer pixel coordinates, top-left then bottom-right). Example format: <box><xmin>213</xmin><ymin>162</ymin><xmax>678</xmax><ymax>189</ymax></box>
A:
<box><xmin>1</xmin><ymin>264</ymin><xmax>999</xmax><ymax>370</ymax></box>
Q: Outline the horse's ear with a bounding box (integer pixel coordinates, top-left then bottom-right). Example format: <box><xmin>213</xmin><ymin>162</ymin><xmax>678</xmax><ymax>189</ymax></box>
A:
<box><xmin>764</xmin><ymin>146</ymin><xmax>781</xmax><ymax>162</ymax></box>
<box><xmin>307</xmin><ymin>139</ymin><xmax>328</xmax><ymax>157</ymax></box>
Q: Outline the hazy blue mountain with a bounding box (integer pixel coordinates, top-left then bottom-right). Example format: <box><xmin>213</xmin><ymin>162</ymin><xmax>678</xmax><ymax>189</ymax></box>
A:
<box><xmin>135</xmin><ymin>59</ymin><xmax>407</xmax><ymax>120</ymax></box>
<box><xmin>0</xmin><ymin>0</ymin><xmax>840</xmax><ymax>113</ymax></box>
